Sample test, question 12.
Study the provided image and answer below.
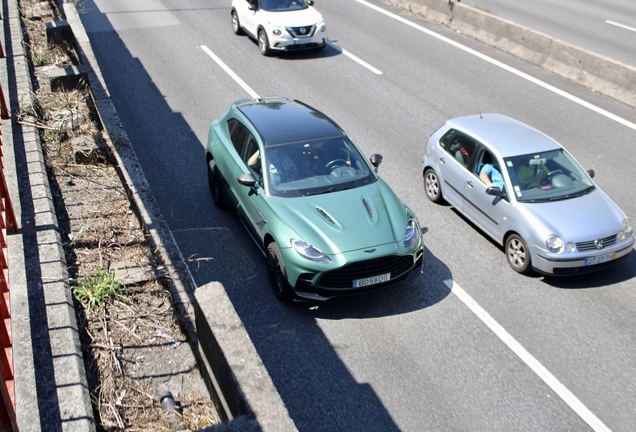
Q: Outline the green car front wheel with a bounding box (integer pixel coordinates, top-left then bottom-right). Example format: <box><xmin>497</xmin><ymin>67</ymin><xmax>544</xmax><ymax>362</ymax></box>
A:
<box><xmin>208</xmin><ymin>159</ymin><xmax>225</xmax><ymax>208</ymax></box>
<box><xmin>266</xmin><ymin>242</ymin><xmax>293</xmax><ymax>302</ymax></box>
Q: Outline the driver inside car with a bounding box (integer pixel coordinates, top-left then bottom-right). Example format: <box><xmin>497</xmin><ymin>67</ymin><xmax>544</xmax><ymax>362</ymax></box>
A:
<box><xmin>516</xmin><ymin>158</ymin><xmax>549</xmax><ymax>189</ymax></box>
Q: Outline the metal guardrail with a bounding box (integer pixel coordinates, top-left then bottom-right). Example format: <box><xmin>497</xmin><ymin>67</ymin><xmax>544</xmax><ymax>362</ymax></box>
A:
<box><xmin>0</xmin><ymin>16</ymin><xmax>17</xmax><ymax>427</ymax></box>
<box><xmin>0</xmin><ymin>75</ymin><xmax>18</xmax><ymax>430</ymax></box>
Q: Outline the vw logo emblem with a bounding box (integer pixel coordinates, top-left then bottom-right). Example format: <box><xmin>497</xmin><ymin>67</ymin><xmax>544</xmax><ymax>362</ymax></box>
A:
<box><xmin>300</xmin><ymin>27</ymin><xmax>307</xmax><ymax>35</ymax></box>
<box><xmin>594</xmin><ymin>239</ymin><xmax>604</xmax><ymax>249</ymax></box>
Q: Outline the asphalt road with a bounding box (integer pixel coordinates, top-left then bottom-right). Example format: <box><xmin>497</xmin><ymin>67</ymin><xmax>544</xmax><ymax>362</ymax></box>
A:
<box><xmin>77</xmin><ymin>0</ymin><xmax>636</xmax><ymax>430</ymax></box>
<box><xmin>461</xmin><ymin>0</ymin><xmax>636</xmax><ymax>68</ymax></box>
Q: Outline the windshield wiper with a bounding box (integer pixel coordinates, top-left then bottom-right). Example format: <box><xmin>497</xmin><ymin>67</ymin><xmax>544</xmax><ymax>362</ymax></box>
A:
<box><xmin>306</xmin><ymin>186</ymin><xmax>355</xmax><ymax>196</ymax></box>
<box><xmin>306</xmin><ymin>187</ymin><xmax>339</xmax><ymax>196</ymax></box>
<box><xmin>564</xmin><ymin>190</ymin><xmax>593</xmax><ymax>199</ymax></box>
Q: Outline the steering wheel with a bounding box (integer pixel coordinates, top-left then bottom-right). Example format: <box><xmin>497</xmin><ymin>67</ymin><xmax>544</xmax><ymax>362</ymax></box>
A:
<box><xmin>326</xmin><ymin>159</ymin><xmax>347</xmax><ymax>172</ymax></box>
<box><xmin>541</xmin><ymin>169</ymin><xmax>563</xmax><ymax>185</ymax></box>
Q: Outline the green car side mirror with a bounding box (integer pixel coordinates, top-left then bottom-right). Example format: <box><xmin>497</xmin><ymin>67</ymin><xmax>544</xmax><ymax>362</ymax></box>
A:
<box><xmin>238</xmin><ymin>173</ymin><xmax>259</xmax><ymax>196</ymax></box>
<box><xmin>370</xmin><ymin>154</ymin><xmax>383</xmax><ymax>173</ymax></box>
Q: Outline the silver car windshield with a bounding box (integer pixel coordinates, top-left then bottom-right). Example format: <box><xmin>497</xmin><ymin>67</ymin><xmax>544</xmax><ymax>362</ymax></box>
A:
<box><xmin>264</xmin><ymin>137</ymin><xmax>376</xmax><ymax>198</ymax></box>
<box><xmin>260</xmin><ymin>0</ymin><xmax>309</xmax><ymax>12</ymax></box>
<box><xmin>504</xmin><ymin>148</ymin><xmax>595</xmax><ymax>203</ymax></box>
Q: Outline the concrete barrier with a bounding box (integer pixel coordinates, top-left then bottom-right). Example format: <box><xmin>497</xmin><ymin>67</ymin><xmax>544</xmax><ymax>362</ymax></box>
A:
<box><xmin>390</xmin><ymin>0</ymin><xmax>636</xmax><ymax>108</ymax></box>
<box><xmin>195</xmin><ymin>283</ymin><xmax>297</xmax><ymax>432</ymax></box>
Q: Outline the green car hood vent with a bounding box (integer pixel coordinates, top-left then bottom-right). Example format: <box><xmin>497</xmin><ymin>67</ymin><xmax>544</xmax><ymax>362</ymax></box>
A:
<box><xmin>362</xmin><ymin>198</ymin><xmax>373</xmax><ymax>219</ymax></box>
<box><xmin>315</xmin><ymin>206</ymin><xmax>336</xmax><ymax>225</ymax></box>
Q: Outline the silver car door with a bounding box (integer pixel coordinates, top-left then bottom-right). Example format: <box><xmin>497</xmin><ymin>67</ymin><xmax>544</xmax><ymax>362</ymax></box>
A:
<box><xmin>462</xmin><ymin>149</ymin><xmax>507</xmax><ymax>242</ymax></box>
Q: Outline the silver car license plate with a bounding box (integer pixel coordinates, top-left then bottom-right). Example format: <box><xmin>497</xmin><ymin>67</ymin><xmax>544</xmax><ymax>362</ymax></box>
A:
<box><xmin>353</xmin><ymin>273</ymin><xmax>390</xmax><ymax>288</ymax></box>
<box><xmin>585</xmin><ymin>252</ymin><xmax>616</xmax><ymax>266</ymax></box>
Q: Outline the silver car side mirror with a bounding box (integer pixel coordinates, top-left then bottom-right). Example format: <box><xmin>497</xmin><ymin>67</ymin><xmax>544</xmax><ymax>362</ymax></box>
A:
<box><xmin>486</xmin><ymin>186</ymin><xmax>506</xmax><ymax>198</ymax></box>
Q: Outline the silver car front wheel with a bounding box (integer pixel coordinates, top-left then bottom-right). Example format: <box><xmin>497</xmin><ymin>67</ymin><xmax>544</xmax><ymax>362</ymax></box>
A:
<box><xmin>506</xmin><ymin>234</ymin><xmax>531</xmax><ymax>273</ymax></box>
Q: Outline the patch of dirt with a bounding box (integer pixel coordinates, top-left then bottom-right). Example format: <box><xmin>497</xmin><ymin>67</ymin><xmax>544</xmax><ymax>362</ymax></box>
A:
<box><xmin>17</xmin><ymin>0</ymin><xmax>220</xmax><ymax>430</ymax></box>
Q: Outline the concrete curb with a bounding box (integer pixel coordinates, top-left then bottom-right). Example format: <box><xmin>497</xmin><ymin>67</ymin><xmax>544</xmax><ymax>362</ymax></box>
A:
<box><xmin>391</xmin><ymin>0</ymin><xmax>636</xmax><ymax>108</ymax></box>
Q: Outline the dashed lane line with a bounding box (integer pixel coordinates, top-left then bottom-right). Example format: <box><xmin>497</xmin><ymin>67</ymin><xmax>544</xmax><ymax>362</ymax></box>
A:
<box><xmin>200</xmin><ymin>45</ymin><xmax>260</xmax><ymax>99</ymax></box>
<box><xmin>327</xmin><ymin>40</ymin><xmax>383</xmax><ymax>75</ymax></box>
<box><xmin>606</xmin><ymin>20</ymin><xmax>636</xmax><ymax>33</ymax></box>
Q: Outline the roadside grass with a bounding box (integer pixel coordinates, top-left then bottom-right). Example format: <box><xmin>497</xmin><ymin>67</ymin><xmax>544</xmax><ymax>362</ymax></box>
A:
<box><xmin>72</xmin><ymin>266</ymin><xmax>127</xmax><ymax>313</ymax></box>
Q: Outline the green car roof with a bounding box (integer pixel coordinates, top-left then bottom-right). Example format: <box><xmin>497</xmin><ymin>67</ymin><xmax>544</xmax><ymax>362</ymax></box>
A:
<box><xmin>237</xmin><ymin>98</ymin><xmax>345</xmax><ymax>147</ymax></box>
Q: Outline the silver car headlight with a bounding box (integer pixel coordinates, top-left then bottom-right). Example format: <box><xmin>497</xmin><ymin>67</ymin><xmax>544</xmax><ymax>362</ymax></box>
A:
<box><xmin>404</xmin><ymin>219</ymin><xmax>420</xmax><ymax>248</ymax></box>
<box><xmin>546</xmin><ymin>234</ymin><xmax>564</xmax><ymax>253</ymax></box>
<box><xmin>319</xmin><ymin>23</ymin><xmax>326</xmax><ymax>33</ymax></box>
<box><xmin>618</xmin><ymin>219</ymin><xmax>633</xmax><ymax>241</ymax></box>
<box><xmin>290</xmin><ymin>239</ymin><xmax>332</xmax><ymax>264</ymax></box>
<box><xmin>273</xmin><ymin>28</ymin><xmax>282</xmax><ymax>36</ymax></box>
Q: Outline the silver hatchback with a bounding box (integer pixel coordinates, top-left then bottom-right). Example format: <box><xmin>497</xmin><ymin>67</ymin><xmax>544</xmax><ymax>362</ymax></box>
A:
<box><xmin>422</xmin><ymin>113</ymin><xmax>634</xmax><ymax>275</ymax></box>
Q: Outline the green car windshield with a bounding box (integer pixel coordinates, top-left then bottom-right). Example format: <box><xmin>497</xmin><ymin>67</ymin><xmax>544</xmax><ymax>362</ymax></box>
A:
<box><xmin>264</xmin><ymin>136</ymin><xmax>377</xmax><ymax>198</ymax></box>
<box><xmin>504</xmin><ymin>148</ymin><xmax>595</xmax><ymax>203</ymax></box>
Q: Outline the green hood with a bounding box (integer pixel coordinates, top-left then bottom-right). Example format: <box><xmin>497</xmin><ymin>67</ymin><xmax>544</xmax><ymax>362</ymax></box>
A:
<box><xmin>267</xmin><ymin>180</ymin><xmax>409</xmax><ymax>255</ymax></box>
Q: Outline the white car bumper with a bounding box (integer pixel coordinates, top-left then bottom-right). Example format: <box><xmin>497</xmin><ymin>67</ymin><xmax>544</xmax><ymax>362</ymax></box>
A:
<box><xmin>267</xmin><ymin>25</ymin><xmax>326</xmax><ymax>51</ymax></box>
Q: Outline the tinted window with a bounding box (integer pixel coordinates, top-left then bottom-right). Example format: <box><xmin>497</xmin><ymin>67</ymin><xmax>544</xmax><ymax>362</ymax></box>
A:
<box><xmin>228</xmin><ymin>119</ymin><xmax>249</xmax><ymax>157</ymax></box>
<box><xmin>439</xmin><ymin>129</ymin><xmax>477</xmax><ymax>168</ymax></box>
<box><xmin>243</xmin><ymin>135</ymin><xmax>262</xmax><ymax>180</ymax></box>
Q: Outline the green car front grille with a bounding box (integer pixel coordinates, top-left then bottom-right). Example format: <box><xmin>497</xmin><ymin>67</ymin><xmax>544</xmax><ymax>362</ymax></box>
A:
<box><xmin>318</xmin><ymin>255</ymin><xmax>415</xmax><ymax>289</ymax></box>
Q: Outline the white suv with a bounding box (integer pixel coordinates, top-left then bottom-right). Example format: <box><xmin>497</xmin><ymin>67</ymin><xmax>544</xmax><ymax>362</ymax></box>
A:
<box><xmin>231</xmin><ymin>0</ymin><xmax>327</xmax><ymax>56</ymax></box>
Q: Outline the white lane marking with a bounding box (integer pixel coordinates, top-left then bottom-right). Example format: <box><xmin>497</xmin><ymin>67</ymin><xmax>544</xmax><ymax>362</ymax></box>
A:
<box><xmin>356</xmin><ymin>0</ymin><xmax>636</xmax><ymax>132</ymax></box>
<box><xmin>445</xmin><ymin>280</ymin><xmax>611</xmax><ymax>432</ymax></box>
<box><xmin>327</xmin><ymin>40</ymin><xmax>383</xmax><ymax>75</ymax></box>
<box><xmin>200</xmin><ymin>45</ymin><xmax>260</xmax><ymax>99</ymax></box>
<box><xmin>606</xmin><ymin>20</ymin><xmax>636</xmax><ymax>33</ymax></box>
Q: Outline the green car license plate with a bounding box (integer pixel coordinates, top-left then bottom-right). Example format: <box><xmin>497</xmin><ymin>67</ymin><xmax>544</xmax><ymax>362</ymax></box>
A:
<box><xmin>353</xmin><ymin>273</ymin><xmax>390</xmax><ymax>288</ymax></box>
<box><xmin>585</xmin><ymin>252</ymin><xmax>616</xmax><ymax>266</ymax></box>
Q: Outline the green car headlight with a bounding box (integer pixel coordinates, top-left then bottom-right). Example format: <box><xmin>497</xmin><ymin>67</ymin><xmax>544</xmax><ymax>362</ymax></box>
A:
<box><xmin>546</xmin><ymin>234</ymin><xmax>564</xmax><ymax>253</ymax></box>
<box><xmin>618</xmin><ymin>219</ymin><xmax>633</xmax><ymax>241</ymax></box>
<box><xmin>290</xmin><ymin>239</ymin><xmax>332</xmax><ymax>264</ymax></box>
<box><xmin>404</xmin><ymin>219</ymin><xmax>419</xmax><ymax>248</ymax></box>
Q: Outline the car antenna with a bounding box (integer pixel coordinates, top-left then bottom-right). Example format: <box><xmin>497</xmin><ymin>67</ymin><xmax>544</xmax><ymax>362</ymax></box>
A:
<box><xmin>473</xmin><ymin>93</ymin><xmax>483</xmax><ymax>119</ymax></box>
